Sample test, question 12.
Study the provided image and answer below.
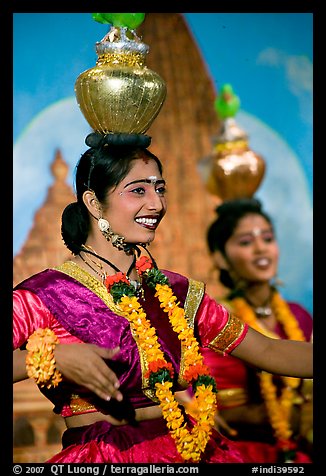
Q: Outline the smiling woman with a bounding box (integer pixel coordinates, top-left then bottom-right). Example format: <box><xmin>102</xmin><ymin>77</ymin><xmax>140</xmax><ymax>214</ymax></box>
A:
<box><xmin>201</xmin><ymin>197</ymin><xmax>313</xmax><ymax>462</ymax></box>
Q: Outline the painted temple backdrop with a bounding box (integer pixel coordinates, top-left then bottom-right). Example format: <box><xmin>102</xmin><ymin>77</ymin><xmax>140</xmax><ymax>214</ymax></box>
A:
<box><xmin>13</xmin><ymin>13</ymin><xmax>313</xmax><ymax>462</ymax></box>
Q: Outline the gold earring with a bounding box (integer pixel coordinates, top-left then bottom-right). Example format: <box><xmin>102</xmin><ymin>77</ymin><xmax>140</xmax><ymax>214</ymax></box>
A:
<box><xmin>98</xmin><ymin>218</ymin><xmax>111</xmax><ymax>232</ymax></box>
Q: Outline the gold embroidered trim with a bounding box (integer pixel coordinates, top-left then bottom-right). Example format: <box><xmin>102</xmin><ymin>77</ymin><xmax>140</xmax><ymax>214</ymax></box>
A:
<box><xmin>69</xmin><ymin>394</ymin><xmax>97</xmax><ymax>414</ymax></box>
<box><xmin>179</xmin><ymin>279</ymin><xmax>205</xmax><ymax>386</ymax></box>
<box><xmin>208</xmin><ymin>313</ymin><xmax>245</xmax><ymax>354</ymax></box>
<box><xmin>184</xmin><ymin>279</ymin><xmax>205</xmax><ymax>330</ymax></box>
<box><xmin>53</xmin><ymin>261</ymin><xmax>124</xmax><ymax>316</ymax></box>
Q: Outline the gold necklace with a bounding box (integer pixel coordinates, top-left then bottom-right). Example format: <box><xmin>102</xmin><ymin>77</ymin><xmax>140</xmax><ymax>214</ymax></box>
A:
<box><xmin>84</xmin><ymin>245</ymin><xmax>107</xmax><ymax>270</ymax></box>
<box><xmin>79</xmin><ymin>253</ymin><xmax>107</xmax><ymax>282</ymax></box>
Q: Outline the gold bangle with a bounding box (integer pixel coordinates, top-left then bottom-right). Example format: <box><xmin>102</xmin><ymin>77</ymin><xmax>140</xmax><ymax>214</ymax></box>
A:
<box><xmin>26</xmin><ymin>328</ymin><xmax>62</xmax><ymax>389</ymax></box>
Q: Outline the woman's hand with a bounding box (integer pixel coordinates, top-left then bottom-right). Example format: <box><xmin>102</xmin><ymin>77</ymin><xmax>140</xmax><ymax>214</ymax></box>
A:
<box><xmin>54</xmin><ymin>343</ymin><xmax>123</xmax><ymax>402</ymax></box>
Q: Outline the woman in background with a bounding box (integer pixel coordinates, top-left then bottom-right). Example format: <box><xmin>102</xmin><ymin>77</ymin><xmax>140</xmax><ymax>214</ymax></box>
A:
<box><xmin>204</xmin><ymin>197</ymin><xmax>313</xmax><ymax>463</ymax></box>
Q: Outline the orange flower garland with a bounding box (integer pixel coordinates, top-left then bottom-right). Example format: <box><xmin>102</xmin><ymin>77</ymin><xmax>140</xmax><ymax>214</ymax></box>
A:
<box><xmin>26</xmin><ymin>328</ymin><xmax>63</xmax><ymax>388</ymax></box>
<box><xmin>106</xmin><ymin>256</ymin><xmax>218</xmax><ymax>462</ymax></box>
<box><xmin>231</xmin><ymin>292</ymin><xmax>306</xmax><ymax>459</ymax></box>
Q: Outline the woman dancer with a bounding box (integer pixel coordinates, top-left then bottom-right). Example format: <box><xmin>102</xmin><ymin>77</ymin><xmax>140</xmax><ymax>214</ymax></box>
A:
<box><xmin>204</xmin><ymin>197</ymin><xmax>313</xmax><ymax>462</ymax></box>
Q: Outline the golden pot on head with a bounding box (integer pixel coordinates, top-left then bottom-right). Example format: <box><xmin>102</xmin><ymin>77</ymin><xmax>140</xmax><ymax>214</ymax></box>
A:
<box><xmin>75</xmin><ymin>33</ymin><xmax>167</xmax><ymax>134</ymax></box>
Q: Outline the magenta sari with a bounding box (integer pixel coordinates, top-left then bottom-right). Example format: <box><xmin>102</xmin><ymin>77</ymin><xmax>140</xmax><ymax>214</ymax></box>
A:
<box><xmin>14</xmin><ymin>263</ymin><xmax>250</xmax><ymax>463</ymax></box>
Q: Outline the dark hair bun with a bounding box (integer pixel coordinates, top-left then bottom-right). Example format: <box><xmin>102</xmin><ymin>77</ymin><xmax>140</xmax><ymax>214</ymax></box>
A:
<box><xmin>85</xmin><ymin>132</ymin><xmax>151</xmax><ymax>149</ymax></box>
<box><xmin>215</xmin><ymin>197</ymin><xmax>262</xmax><ymax>217</ymax></box>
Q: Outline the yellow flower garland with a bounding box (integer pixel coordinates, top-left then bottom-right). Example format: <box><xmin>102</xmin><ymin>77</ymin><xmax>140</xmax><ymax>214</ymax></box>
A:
<box><xmin>26</xmin><ymin>328</ymin><xmax>63</xmax><ymax>388</ymax></box>
<box><xmin>231</xmin><ymin>292</ymin><xmax>306</xmax><ymax>452</ymax></box>
<box><xmin>117</xmin><ymin>283</ymin><xmax>217</xmax><ymax>462</ymax></box>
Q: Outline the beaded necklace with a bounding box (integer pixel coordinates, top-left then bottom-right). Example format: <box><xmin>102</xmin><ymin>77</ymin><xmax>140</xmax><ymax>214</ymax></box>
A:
<box><xmin>230</xmin><ymin>291</ymin><xmax>306</xmax><ymax>461</ymax></box>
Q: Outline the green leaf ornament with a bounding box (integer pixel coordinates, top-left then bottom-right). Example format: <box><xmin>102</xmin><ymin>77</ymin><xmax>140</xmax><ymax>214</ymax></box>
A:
<box><xmin>92</xmin><ymin>13</ymin><xmax>145</xmax><ymax>30</ymax></box>
<box><xmin>214</xmin><ymin>83</ymin><xmax>241</xmax><ymax>120</ymax></box>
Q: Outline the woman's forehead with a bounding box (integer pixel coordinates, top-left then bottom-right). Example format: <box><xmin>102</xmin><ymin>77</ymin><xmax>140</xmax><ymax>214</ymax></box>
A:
<box><xmin>233</xmin><ymin>214</ymin><xmax>272</xmax><ymax>234</ymax></box>
<box><xmin>126</xmin><ymin>157</ymin><xmax>162</xmax><ymax>179</ymax></box>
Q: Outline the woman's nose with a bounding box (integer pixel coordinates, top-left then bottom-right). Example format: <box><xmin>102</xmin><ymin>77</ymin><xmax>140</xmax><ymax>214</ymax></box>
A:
<box><xmin>147</xmin><ymin>189</ymin><xmax>165</xmax><ymax>211</ymax></box>
<box><xmin>253</xmin><ymin>237</ymin><xmax>267</xmax><ymax>251</ymax></box>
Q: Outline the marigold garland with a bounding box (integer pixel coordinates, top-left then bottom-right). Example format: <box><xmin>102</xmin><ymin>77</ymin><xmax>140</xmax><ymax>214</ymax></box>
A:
<box><xmin>105</xmin><ymin>256</ymin><xmax>218</xmax><ymax>462</ymax></box>
<box><xmin>231</xmin><ymin>292</ymin><xmax>306</xmax><ymax>460</ymax></box>
<box><xmin>26</xmin><ymin>328</ymin><xmax>63</xmax><ymax>389</ymax></box>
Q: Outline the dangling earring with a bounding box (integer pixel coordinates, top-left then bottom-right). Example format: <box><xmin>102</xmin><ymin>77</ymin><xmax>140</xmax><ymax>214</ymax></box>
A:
<box><xmin>97</xmin><ymin>216</ymin><xmax>126</xmax><ymax>250</ymax></box>
<box><xmin>98</xmin><ymin>218</ymin><xmax>110</xmax><ymax>233</ymax></box>
<box><xmin>92</xmin><ymin>196</ymin><xmax>126</xmax><ymax>251</ymax></box>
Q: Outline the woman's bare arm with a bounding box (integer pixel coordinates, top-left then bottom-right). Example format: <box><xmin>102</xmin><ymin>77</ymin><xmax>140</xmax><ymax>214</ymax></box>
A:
<box><xmin>13</xmin><ymin>349</ymin><xmax>29</xmax><ymax>382</ymax></box>
<box><xmin>231</xmin><ymin>326</ymin><xmax>313</xmax><ymax>378</ymax></box>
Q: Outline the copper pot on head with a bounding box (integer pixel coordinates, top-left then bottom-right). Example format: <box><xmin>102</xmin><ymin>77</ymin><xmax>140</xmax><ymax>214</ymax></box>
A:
<box><xmin>198</xmin><ymin>84</ymin><xmax>266</xmax><ymax>201</ymax></box>
<box><xmin>207</xmin><ymin>118</ymin><xmax>266</xmax><ymax>200</ymax></box>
